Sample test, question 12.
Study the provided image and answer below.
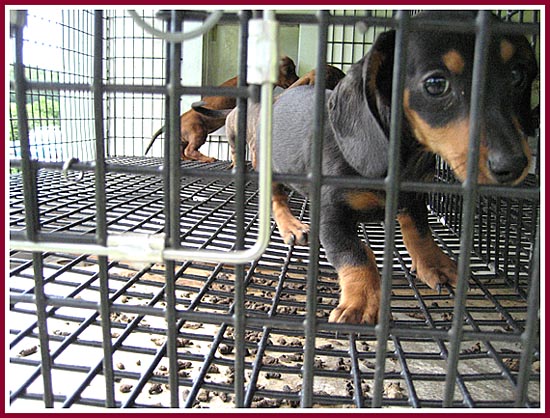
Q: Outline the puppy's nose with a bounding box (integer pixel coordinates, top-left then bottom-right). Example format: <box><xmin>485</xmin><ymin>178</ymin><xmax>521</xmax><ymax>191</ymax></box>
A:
<box><xmin>488</xmin><ymin>153</ymin><xmax>528</xmax><ymax>184</ymax></box>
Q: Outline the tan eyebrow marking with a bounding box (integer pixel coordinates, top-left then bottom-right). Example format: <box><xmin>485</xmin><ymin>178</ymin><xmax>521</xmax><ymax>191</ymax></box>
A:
<box><xmin>443</xmin><ymin>49</ymin><xmax>465</xmax><ymax>74</ymax></box>
<box><xmin>500</xmin><ymin>39</ymin><xmax>516</xmax><ymax>63</ymax></box>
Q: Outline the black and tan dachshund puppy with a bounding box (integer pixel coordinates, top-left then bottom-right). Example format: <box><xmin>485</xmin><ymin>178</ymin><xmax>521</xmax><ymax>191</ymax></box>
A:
<box><xmin>268</xmin><ymin>11</ymin><xmax>537</xmax><ymax>324</ymax></box>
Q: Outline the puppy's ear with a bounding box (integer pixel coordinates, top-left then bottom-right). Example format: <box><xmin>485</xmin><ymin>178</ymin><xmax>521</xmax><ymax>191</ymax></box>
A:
<box><xmin>511</xmin><ymin>37</ymin><xmax>538</xmax><ymax>137</ymax></box>
<box><xmin>328</xmin><ymin>30</ymin><xmax>395</xmax><ymax>178</ymax></box>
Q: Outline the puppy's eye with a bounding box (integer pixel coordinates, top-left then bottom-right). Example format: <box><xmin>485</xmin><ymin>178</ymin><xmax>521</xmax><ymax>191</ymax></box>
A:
<box><xmin>424</xmin><ymin>76</ymin><xmax>450</xmax><ymax>97</ymax></box>
<box><xmin>511</xmin><ymin>66</ymin><xmax>526</xmax><ymax>88</ymax></box>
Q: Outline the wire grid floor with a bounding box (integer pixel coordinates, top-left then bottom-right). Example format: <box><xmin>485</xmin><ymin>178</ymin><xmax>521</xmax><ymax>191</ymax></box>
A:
<box><xmin>9</xmin><ymin>157</ymin><xmax>540</xmax><ymax>408</ymax></box>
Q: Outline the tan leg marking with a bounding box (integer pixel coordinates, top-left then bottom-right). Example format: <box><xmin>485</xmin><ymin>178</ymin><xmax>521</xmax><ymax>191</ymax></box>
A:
<box><xmin>183</xmin><ymin>144</ymin><xmax>216</xmax><ymax>163</ymax></box>
<box><xmin>272</xmin><ymin>186</ymin><xmax>309</xmax><ymax>246</ymax></box>
<box><xmin>398</xmin><ymin>213</ymin><xmax>458</xmax><ymax>289</ymax></box>
<box><xmin>329</xmin><ymin>246</ymin><xmax>381</xmax><ymax>325</ymax></box>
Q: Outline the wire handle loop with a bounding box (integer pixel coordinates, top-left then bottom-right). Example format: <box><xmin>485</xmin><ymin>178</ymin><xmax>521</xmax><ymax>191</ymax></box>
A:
<box><xmin>127</xmin><ymin>10</ymin><xmax>223</xmax><ymax>43</ymax></box>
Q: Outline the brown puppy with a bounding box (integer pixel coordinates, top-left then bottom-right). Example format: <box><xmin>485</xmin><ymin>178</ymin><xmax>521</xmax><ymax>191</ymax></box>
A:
<box><xmin>145</xmin><ymin>56</ymin><xmax>298</xmax><ymax>162</ymax></box>
<box><xmin>192</xmin><ymin>65</ymin><xmax>346</xmax><ymax>168</ymax></box>
<box><xmin>285</xmin><ymin>64</ymin><xmax>346</xmax><ymax>91</ymax></box>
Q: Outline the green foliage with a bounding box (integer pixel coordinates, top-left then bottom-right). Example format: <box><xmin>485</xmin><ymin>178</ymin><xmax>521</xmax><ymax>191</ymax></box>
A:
<box><xmin>10</xmin><ymin>66</ymin><xmax>61</xmax><ymax>142</ymax></box>
<box><xmin>10</xmin><ymin>96</ymin><xmax>61</xmax><ymax>142</ymax></box>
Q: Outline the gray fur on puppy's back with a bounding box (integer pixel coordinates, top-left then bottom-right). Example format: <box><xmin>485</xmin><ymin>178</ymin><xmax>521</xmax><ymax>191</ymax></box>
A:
<box><xmin>267</xmin><ymin>85</ymin><xmax>355</xmax><ymax>196</ymax></box>
<box><xmin>270</xmin><ymin>86</ymin><xmax>330</xmax><ymax>174</ymax></box>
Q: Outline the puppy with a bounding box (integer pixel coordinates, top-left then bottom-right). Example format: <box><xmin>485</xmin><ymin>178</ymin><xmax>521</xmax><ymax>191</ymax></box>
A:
<box><xmin>268</xmin><ymin>11</ymin><xmax>537</xmax><ymax>324</ymax></box>
<box><xmin>145</xmin><ymin>56</ymin><xmax>298</xmax><ymax>162</ymax></box>
<box><xmin>284</xmin><ymin>64</ymin><xmax>346</xmax><ymax>91</ymax></box>
<box><xmin>192</xmin><ymin>65</ymin><xmax>346</xmax><ymax>168</ymax></box>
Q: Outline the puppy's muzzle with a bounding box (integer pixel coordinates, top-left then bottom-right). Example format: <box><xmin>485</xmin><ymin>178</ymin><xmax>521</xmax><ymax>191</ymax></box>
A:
<box><xmin>488</xmin><ymin>151</ymin><xmax>529</xmax><ymax>184</ymax></box>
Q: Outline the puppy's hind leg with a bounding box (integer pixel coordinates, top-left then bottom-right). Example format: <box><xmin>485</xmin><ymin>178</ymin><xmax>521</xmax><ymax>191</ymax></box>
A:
<box><xmin>272</xmin><ymin>183</ymin><xmax>309</xmax><ymax>246</ymax></box>
<box><xmin>183</xmin><ymin>131</ymin><xmax>217</xmax><ymax>163</ymax></box>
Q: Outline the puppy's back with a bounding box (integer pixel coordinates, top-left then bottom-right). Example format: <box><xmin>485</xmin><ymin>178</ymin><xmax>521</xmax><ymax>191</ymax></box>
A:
<box><xmin>270</xmin><ymin>86</ymin><xmax>329</xmax><ymax>175</ymax></box>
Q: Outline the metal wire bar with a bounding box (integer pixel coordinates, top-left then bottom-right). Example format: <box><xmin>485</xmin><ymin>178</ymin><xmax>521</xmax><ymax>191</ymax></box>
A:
<box><xmin>300</xmin><ymin>9</ymin><xmax>329</xmax><ymax>408</ymax></box>
<box><xmin>389</xmin><ymin>228</ymin><xmax>475</xmax><ymax>407</ymax></box>
<box><xmin>443</xmin><ymin>11</ymin><xmax>491</xmax><ymax>407</ymax></box>
<box><xmin>232</xmin><ymin>9</ymin><xmax>252</xmax><ymax>408</ymax></box>
<box><xmin>348</xmin><ymin>334</ymin><xmax>365</xmax><ymax>407</ymax></box>
<box><xmin>92</xmin><ymin>11</ymin><xmax>116</xmax><ymax>407</ymax></box>
<box><xmin>372</xmin><ymin>10</ymin><xmax>410</xmax><ymax>407</ymax></box>
<box><xmin>390</xmin><ymin>335</ymin><xmax>420</xmax><ymax>407</ymax></box>
<box><xmin>12</xmin><ymin>12</ymin><xmax>55</xmax><ymax>408</ymax></box>
<box><xmin>241</xmin><ymin>203</ymin><xmax>309</xmax><ymax>406</ymax></box>
<box><xmin>11</xmin><ymin>80</ymin><xmax>251</xmax><ymax>98</ymax></box>
<box><xmin>514</xmin><ymin>227</ymin><xmax>540</xmax><ymax>406</ymax></box>
<box><xmin>8</xmin><ymin>158</ymin><xmax>540</xmax><ymax>202</ymax></box>
<box><xmin>163</xmin><ymin>10</ymin><xmax>183</xmax><ymax>408</ymax></box>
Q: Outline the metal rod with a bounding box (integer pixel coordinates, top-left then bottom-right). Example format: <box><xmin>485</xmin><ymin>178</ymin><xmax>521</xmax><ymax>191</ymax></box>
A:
<box><xmin>372</xmin><ymin>10</ymin><xmax>410</xmax><ymax>407</ymax></box>
<box><xmin>232</xmin><ymin>9</ymin><xmax>252</xmax><ymax>408</ymax></box>
<box><xmin>12</xmin><ymin>10</ymin><xmax>55</xmax><ymax>407</ymax></box>
<box><xmin>92</xmin><ymin>10</ymin><xmax>116</xmax><ymax>408</ymax></box>
<box><xmin>443</xmin><ymin>11</ymin><xmax>491</xmax><ymax>407</ymax></box>
<box><xmin>300</xmin><ymin>9</ymin><xmax>329</xmax><ymax>408</ymax></box>
<box><xmin>164</xmin><ymin>10</ymin><xmax>183</xmax><ymax>407</ymax></box>
<box><xmin>514</xmin><ymin>226</ymin><xmax>540</xmax><ymax>406</ymax></box>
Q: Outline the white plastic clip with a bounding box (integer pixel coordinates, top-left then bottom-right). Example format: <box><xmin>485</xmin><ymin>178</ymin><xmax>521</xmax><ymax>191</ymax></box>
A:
<box><xmin>247</xmin><ymin>18</ymin><xmax>279</xmax><ymax>85</ymax></box>
<box><xmin>107</xmin><ymin>233</ymin><xmax>166</xmax><ymax>264</ymax></box>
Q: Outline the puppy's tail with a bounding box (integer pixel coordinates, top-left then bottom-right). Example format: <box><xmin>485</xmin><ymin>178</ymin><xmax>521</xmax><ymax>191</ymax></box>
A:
<box><xmin>191</xmin><ymin>101</ymin><xmax>232</xmax><ymax>118</ymax></box>
<box><xmin>145</xmin><ymin>125</ymin><xmax>165</xmax><ymax>155</ymax></box>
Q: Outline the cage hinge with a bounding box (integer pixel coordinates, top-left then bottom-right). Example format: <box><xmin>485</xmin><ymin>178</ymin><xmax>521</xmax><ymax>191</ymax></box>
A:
<box><xmin>107</xmin><ymin>233</ymin><xmax>166</xmax><ymax>263</ymax></box>
<box><xmin>247</xmin><ymin>18</ymin><xmax>279</xmax><ymax>85</ymax></box>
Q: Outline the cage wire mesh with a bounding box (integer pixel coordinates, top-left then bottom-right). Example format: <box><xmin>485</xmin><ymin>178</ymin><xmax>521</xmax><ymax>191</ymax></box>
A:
<box><xmin>8</xmin><ymin>8</ymin><xmax>541</xmax><ymax>409</ymax></box>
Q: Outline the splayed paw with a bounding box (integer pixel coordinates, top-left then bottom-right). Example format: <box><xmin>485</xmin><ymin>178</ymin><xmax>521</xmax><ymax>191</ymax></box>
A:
<box><xmin>411</xmin><ymin>249</ymin><xmax>458</xmax><ymax>289</ymax></box>
<box><xmin>329</xmin><ymin>301</ymin><xmax>379</xmax><ymax>325</ymax></box>
<box><xmin>279</xmin><ymin>220</ymin><xmax>309</xmax><ymax>246</ymax></box>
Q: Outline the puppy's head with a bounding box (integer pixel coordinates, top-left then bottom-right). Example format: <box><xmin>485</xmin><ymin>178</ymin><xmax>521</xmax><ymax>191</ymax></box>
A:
<box><xmin>277</xmin><ymin>56</ymin><xmax>299</xmax><ymax>88</ymax></box>
<box><xmin>286</xmin><ymin>65</ymin><xmax>346</xmax><ymax>90</ymax></box>
<box><xmin>329</xmin><ymin>11</ymin><xmax>538</xmax><ymax>185</ymax></box>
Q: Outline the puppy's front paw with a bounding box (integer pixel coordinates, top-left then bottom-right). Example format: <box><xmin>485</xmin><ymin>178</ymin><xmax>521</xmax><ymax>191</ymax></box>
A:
<box><xmin>329</xmin><ymin>299</ymin><xmax>379</xmax><ymax>324</ymax></box>
<box><xmin>329</xmin><ymin>263</ymin><xmax>381</xmax><ymax>324</ymax></box>
<box><xmin>412</xmin><ymin>248</ymin><xmax>458</xmax><ymax>289</ymax></box>
<box><xmin>279</xmin><ymin>220</ymin><xmax>310</xmax><ymax>246</ymax></box>
<box><xmin>398</xmin><ymin>213</ymin><xmax>459</xmax><ymax>290</ymax></box>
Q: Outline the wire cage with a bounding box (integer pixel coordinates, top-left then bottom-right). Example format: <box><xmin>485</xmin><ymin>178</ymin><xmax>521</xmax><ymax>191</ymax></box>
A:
<box><xmin>8</xmin><ymin>8</ymin><xmax>541</xmax><ymax>409</ymax></box>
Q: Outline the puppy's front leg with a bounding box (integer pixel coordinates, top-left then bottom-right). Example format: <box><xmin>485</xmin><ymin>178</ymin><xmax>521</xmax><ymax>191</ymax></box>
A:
<box><xmin>272</xmin><ymin>184</ymin><xmax>310</xmax><ymax>246</ymax></box>
<box><xmin>320</xmin><ymin>207</ymin><xmax>381</xmax><ymax>324</ymax></box>
<box><xmin>398</xmin><ymin>197</ymin><xmax>458</xmax><ymax>289</ymax></box>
